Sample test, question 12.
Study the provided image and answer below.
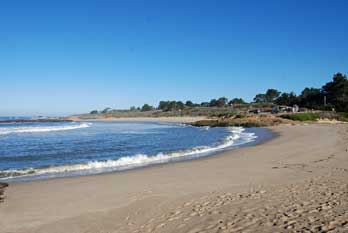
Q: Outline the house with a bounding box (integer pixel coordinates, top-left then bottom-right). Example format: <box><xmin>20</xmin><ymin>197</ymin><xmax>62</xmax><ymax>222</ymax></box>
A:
<box><xmin>272</xmin><ymin>105</ymin><xmax>299</xmax><ymax>114</ymax></box>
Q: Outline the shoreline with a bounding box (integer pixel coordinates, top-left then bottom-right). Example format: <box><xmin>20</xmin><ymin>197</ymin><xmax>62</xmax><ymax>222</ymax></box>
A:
<box><xmin>1</xmin><ymin>123</ymin><xmax>348</xmax><ymax>232</ymax></box>
<box><xmin>1</xmin><ymin>127</ymin><xmax>276</xmax><ymax>184</ymax></box>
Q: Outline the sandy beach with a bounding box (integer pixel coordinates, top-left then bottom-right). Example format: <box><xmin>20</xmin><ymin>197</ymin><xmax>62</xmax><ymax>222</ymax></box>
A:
<box><xmin>1</xmin><ymin>123</ymin><xmax>348</xmax><ymax>232</ymax></box>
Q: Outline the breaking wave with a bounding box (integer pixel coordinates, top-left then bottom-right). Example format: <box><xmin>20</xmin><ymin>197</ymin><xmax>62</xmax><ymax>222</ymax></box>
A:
<box><xmin>0</xmin><ymin>127</ymin><xmax>256</xmax><ymax>180</ymax></box>
<box><xmin>0</xmin><ymin>122</ymin><xmax>91</xmax><ymax>135</ymax></box>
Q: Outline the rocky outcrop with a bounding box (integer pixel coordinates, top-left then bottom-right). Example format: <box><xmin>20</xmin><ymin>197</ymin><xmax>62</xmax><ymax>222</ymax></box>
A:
<box><xmin>191</xmin><ymin>114</ymin><xmax>294</xmax><ymax>127</ymax></box>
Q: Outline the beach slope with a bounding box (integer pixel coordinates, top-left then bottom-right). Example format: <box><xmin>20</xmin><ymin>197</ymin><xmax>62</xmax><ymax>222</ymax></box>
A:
<box><xmin>0</xmin><ymin>124</ymin><xmax>348</xmax><ymax>232</ymax></box>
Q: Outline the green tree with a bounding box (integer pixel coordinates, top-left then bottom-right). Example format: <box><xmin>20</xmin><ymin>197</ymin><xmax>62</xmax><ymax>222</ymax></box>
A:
<box><xmin>90</xmin><ymin>110</ymin><xmax>98</xmax><ymax>114</ymax></box>
<box><xmin>158</xmin><ymin>101</ymin><xmax>170</xmax><ymax>111</ymax></box>
<box><xmin>176</xmin><ymin>101</ymin><xmax>185</xmax><ymax>110</ymax></box>
<box><xmin>265</xmin><ymin>89</ymin><xmax>281</xmax><ymax>102</ymax></box>
<box><xmin>101</xmin><ymin>108</ymin><xmax>111</xmax><ymax>114</ymax></box>
<box><xmin>168</xmin><ymin>101</ymin><xmax>177</xmax><ymax>111</ymax></box>
<box><xmin>216</xmin><ymin>97</ymin><xmax>228</xmax><ymax>107</ymax></box>
<box><xmin>228</xmin><ymin>98</ymin><xmax>246</xmax><ymax>105</ymax></box>
<box><xmin>275</xmin><ymin>92</ymin><xmax>298</xmax><ymax>106</ymax></box>
<box><xmin>185</xmin><ymin>100</ymin><xmax>194</xmax><ymax>107</ymax></box>
<box><xmin>200</xmin><ymin>102</ymin><xmax>209</xmax><ymax>107</ymax></box>
<box><xmin>254</xmin><ymin>89</ymin><xmax>280</xmax><ymax>103</ymax></box>
<box><xmin>253</xmin><ymin>94</ymin><xmax>267</xmax><ymax>103</ymax></box>
<box><xmin>141</xmin><ymin>104</ymin><xmax>154</xmax><ymax>112</ymax></box>
<box><xmin>322</xmin><ymin>73</ymin><xmax>348</xmax><ymax>111</ymax></box>
<box><xmin>209</xmin><ymin>99</ymin><xmax>218</xmax><ymax>107</ymax></box>
<box><xmin>298</xmin><ymin>88</ymin><xmax>323</xmax><ymax>109</ymax></box>
<box><xmin>158</xmin><ymin>100</ymin><xmax>186</xmax><ymax>111</ymax></box>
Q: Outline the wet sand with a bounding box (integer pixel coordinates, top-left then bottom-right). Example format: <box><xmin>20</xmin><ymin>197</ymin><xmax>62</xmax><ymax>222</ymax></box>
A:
<box><xmin>0</xmin><ymin>123</ymin><xmax>347</xmax><ymax>232</ymax></box>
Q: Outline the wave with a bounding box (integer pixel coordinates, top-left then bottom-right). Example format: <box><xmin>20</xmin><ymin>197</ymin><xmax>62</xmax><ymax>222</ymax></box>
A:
<box><xmin>0</xmin><ymin>127</ymin><xmax>257</xmax><ymax>180</ymax></box>
<box><xmin>0</xmin><ymin>122</ymin><xmax>91</xmax><ymax>135</ymax></box>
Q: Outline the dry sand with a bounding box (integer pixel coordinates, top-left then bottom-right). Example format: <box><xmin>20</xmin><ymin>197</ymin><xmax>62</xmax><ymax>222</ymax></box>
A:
<box><xmin>0</xmin><ymin>124</ymin><xmax>348</xmax><ymax>232</ymax></box>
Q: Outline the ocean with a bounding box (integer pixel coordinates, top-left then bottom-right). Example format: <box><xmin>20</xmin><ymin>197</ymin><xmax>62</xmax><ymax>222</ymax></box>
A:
<box><xmin>0</xmin><ymin>120</ymin><xmax>273</xmax><ymax>182</ymax></box>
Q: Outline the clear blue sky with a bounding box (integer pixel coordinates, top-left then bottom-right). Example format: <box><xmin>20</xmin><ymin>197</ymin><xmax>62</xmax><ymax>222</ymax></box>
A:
<box><xmin>1</xmin><ymin>0</ymin><xmax>347</xmax><ymax>116</ymax></box>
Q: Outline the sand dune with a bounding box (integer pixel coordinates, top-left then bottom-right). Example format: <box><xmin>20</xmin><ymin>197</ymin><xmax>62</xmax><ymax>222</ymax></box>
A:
<box><xmin>1</xmin><ymin>123</ymin><xmax>348</xmax><ymax>232</ymax></box>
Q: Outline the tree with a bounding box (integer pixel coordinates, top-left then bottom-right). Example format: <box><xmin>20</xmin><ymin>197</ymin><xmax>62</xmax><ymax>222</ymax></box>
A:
<box><xmin>101</xmin><ymin>108</ymin><xmax>111</xmax><ymax>114</ymax></box>
<box><xmin>158</xmin><ymin>100</ymin><xmax>185</xmax><ymax>111</ymax></box>
<box><xmin>228</xmin><ymin>98</ymin><xmax>246</xmax><ymax>105</ymax></box>
<box><xmin>298</xmin><ymin>88</ymin><xmax>323</xmax><ymax>109</ymax></box>
<box><xmin>200</xmin><ymin>102</ymin><xmax>209</xmax><ymax>107</ymax></box>
<box><xmin>90</xmin><ymin>110</ymin><xmax>98</xmax><ymax>114</ymax></box>
<box><xmin>254</xmin><ymin>89</ymin><xmax>280</xmax><ymax>103</ymax></box>
<box><xmin>209</xmin><ymin>99</ymin><xmax>218</xmax><ymax>107</ymax></box>
<box><xmin>216</xmin><ymin>97</ymin><xmax>228</xmax><ymax>107</ymax></box>
<box><xmin>130</xmin><ymin>106</ymin><xmax>137</xmax><ymax>111</ymax></box>
<box><xmin>322</xmin><ymin>73</ymin><xmax>348</xmax><ymax>111</ymax></box>
<box><xmin>176</xmin><ymin>101</ymin><xmax>185</xmax><ymax>110</ymax></box>
<box><xmin>141</xmin><ymin>104</ymin><xmax>154</xmax><ymax>112</ymax></box>
<box><xmin>185</xmin><ymin>100</ymin><xmax>194</xmax><ymax>107</ymax></box>
<box><xmin>158</xmin><ymin>101</ymin><xmax>170</xmax><ymax>111</ymax></box>
<box><xmin>253</xmin><ymin>94</ymin><xmax>267</xmax><ymax>103</ymax></box>
<box><xmin>168</xmin><ymin>101</ymin><xmax>176</xmax><ymax>111</ymax></box>
<box><xmin>275</xmin><ymin>92</ymin><xmax>298</xmax><ymax>106</ymax></box>
<box><xmin>265</xmin><ymin>89</ymin><xmax>281</xmax><ymax>102</ymax></box>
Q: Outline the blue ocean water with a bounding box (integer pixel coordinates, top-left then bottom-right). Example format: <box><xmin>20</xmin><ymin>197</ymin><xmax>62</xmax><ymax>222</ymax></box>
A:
<box><xmin>0</xmin><ymin>121</ymin><xmax>271</xmax><ymax>182</ymax></box>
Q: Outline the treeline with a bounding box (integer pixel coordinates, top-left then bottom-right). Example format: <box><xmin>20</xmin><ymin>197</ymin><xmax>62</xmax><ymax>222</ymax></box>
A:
<box><xmin>156</xmin><ymin>98</ymin><xmax>246</xmax><ymax>112</ymax></box>
<box><xmin>90</xmin><ymin>97</ymin><xmax>248</xmax><ymax>114</ymax></box>
<box><xmin>90</xmin><ymin>72</ymin><xmax>348</xmax><ymax>114</ymax></box>
<box><xmin>255</xmin><ymin>73</ymin><xmax>348</xmax><ymax>112</ymax></box>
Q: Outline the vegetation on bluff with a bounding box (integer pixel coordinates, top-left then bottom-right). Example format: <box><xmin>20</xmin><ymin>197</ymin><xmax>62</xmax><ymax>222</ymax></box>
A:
<box><xmin>337</xmin><ymin>112</ymin><xmax>348</xmax><ymax>122</ymax></box>
<box><xmin>81</xmin><ymin>73</ymin><xmax>348</xmax><ymax>124</ymax></box>
<box><xmin>254</xmin><ymin>89</ymin><xmax>281</xmax><ymax>103</ymax></box>
<box><xmin>191</xmin><ymin>114</ymin><xmax>294</xmax><ymax>128</ymax></box>
<box><xmin>280</xmin><ymin>112</ymin><xmax>348</xmax><ymax>122</ymax></box>
<box><xmin>141</xmin><ymin>104</ymin><xmax>154</xmax><ymax>112</ymax></box>
<box><xmin>280</xmin><ymin>113</ymin><xmax>321</xmax><ymax>122</ymax></box>
<box><xmin>274</xmin><ymin>73</ymin><xmax>348</xmax><ymax>112</ymax></box>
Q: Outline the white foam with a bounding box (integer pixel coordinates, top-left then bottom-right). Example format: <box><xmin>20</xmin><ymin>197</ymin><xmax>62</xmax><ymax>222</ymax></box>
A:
<box><xmin>0</xmin><ymin>127</ymin><xmax>257</xmax><ymax>180</ymax></box>
<box><xmin>0</xmin><ymin>122</ymin><xmax>91</xmax><ymax>135</ymax></box>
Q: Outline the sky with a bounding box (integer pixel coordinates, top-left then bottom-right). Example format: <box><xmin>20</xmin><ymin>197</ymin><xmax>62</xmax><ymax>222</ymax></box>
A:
<box><xmin>1</xmin><ymin>0</ymin><xmax>348</xmax><ymax>116</ymax></box>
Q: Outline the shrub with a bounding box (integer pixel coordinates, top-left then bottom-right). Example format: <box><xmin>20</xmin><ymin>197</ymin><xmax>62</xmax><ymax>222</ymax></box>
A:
<box><xmin>280</xmin><ymin>113</ymin><xmax>320</xmax><ymax>121</ymax></box>
<box><xmin>337</xmin><ymin>112</ymin><xmax>348</xmax><ymax>122</ymax></box>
